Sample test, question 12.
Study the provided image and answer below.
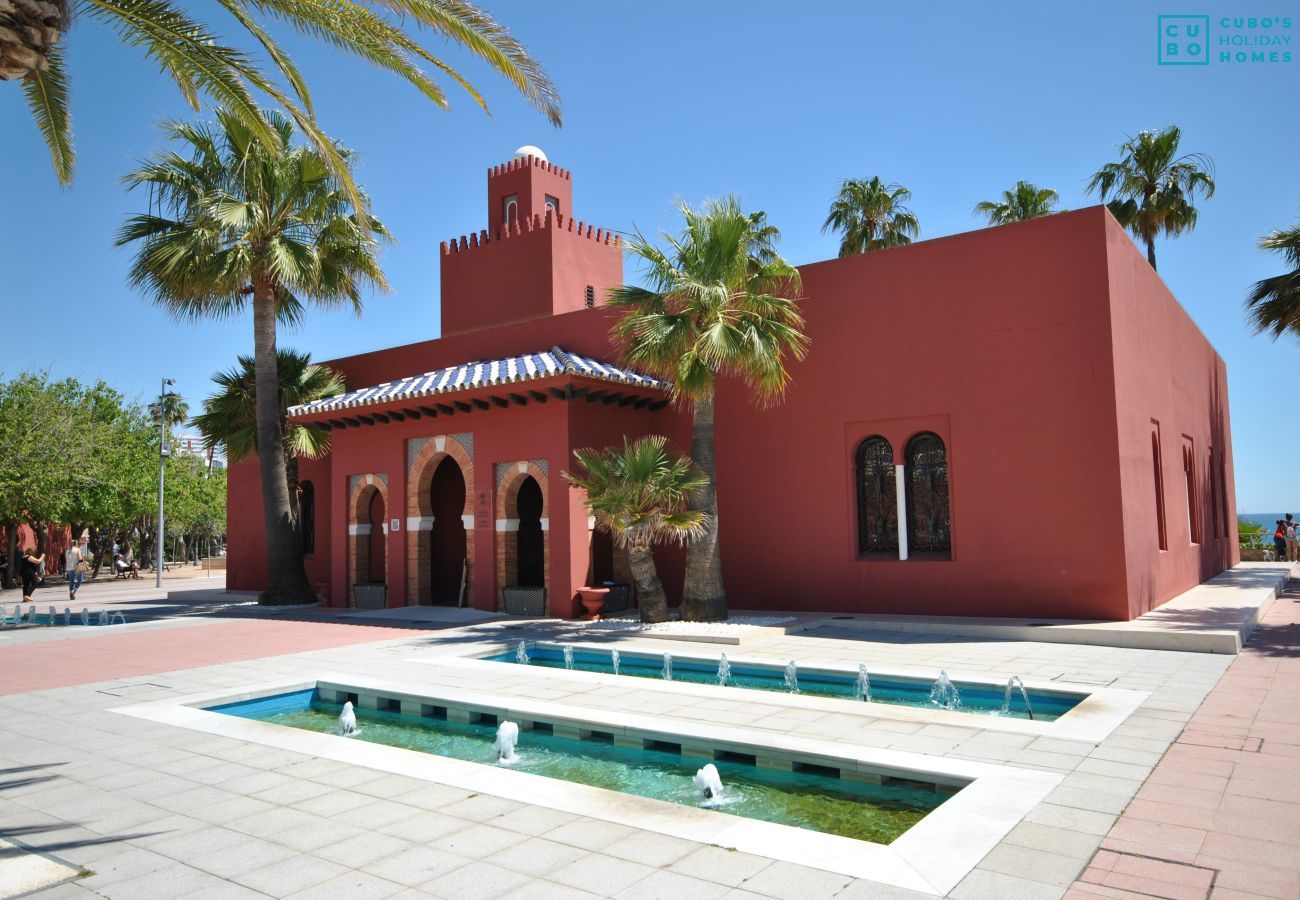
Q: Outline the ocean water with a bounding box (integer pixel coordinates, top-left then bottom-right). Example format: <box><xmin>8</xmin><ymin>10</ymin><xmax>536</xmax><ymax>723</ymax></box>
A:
<box><xmin>1240</xmin><ymin>513</ymin><xmax>1294</xmax><ymax>532</ymax></box>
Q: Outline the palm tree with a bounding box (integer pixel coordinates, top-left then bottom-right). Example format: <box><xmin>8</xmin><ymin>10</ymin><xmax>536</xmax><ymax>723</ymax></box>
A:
<box><xmin>3</xmin><ymin>0</ymin><xmax>561</xmax><ymax>188</ymax></box>
<box><xmin>118</xmin><ymin>109</ymin><xmax>386</xmax><ymax>604</ymax></box>
<box><xmin>610</xmin><ymin>197</ymin><xmax>808</xmax><ymax>621</ymax></box>
<box><xmin>822</xmin><ymin>177</ymin><xmax>919</xmax><ymax>256</ymax></box>
<box><xmin>148</xmin><ymin>392</ymin><xmax>189</xmax><ymax>429</ymax></box>
<box><xmin>1086</xmin><ymin>126</ymin><xmax>1215</xmax><ymax>271</ymax></box>
<box><xmin>1245</xmin><ymin>217</ymin><xmax>1300</xmax><ymax>340</ymax></box>
<box><xmin>565</xmin><ymin>436</ymin><xmax>708</xmax><ymax>624</ymax></box>
<box><xmin>193</xmin><ymin>349</ymin><xmax>344</xmax><ymax>540</ymax></box>
<box><xmin>975</xmin><ymin>181</ymin><xmax>1061</xmax><ymax>225</ymax></box>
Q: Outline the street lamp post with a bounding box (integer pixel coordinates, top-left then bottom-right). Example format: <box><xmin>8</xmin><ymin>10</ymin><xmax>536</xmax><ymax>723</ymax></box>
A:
<box><xmin>156</xmin><ymin>377</ymin><xmax>175</xmax><ymax>589</ymax></box>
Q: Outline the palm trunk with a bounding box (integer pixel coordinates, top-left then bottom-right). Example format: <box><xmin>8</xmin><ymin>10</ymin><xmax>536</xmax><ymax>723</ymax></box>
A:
<box><xmin>1146</xmin><ymin>238</ymin><xmax>1157</xmax><ymax>271</ymax></box>
<box><xmin>681</xmin><ymin>391</ymin><xmax>726</xmax><ymax>621</ymax></box>
<box><xmin>627</xmin><ymin>542</ymin><xmax>669</xmax><ymax>624</ymax></box>
<box><xmin>252</xmin><ymin>281</ymin><xmax>314</xmax><ymax>604</ymax></box>
<box><xmin>284</xmin><ymin>446</ymin><xmax>303</xmax><ymax>549</ymax></box>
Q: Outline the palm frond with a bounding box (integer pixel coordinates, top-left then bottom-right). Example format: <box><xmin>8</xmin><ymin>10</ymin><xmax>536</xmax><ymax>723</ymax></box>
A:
<box><xmin>22</xmin><ymin>45</ymin><xmax>74</xmax><ymax>184</ymax></box>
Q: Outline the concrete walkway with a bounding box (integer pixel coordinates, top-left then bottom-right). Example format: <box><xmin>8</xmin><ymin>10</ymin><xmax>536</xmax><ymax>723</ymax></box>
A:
<box><xmin>1068</xmin><ymin>578</ymin><xmax>1300</xmax><ymax>900</ymax></box>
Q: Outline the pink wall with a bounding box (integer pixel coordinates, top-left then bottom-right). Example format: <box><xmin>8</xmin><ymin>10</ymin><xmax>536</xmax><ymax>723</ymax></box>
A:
<box><xmin>226</xmin><ymin>204</ymin><xmax>1236</xmax><ymax>621</ymax></box>
<box><xmin>1105</xmin><ymin>214</ymin><xmax>1239</xmax><ymax>617</ymax></box>
<box><xmin>710</xmin><ymin>206</ymin><xmax>1135</xmax><ymax>619</ymax></box>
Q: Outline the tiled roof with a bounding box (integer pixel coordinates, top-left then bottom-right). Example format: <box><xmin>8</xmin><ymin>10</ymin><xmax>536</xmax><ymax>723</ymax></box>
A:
<box><xmin>287</xmin><ymin>347</ymin><xmax>669</xmax><ymax>418</ymax></box>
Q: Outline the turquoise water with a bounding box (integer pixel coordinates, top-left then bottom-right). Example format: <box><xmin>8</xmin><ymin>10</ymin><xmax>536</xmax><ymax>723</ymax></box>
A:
<box><xmin>487</xmin><ymin>645</ymin><xmax>1081</xmax><ymax>721</ymax></box>
<box><xmin>212</xmin><ymin>690</ymin><xmax>947</xmax><ymax>844</ymax></box>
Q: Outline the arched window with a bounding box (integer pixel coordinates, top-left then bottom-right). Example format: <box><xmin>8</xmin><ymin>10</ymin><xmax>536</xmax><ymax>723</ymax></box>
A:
<box><xmin>299</xmin><ymin>481</ymin><xmax>315</xmax><ymax>556</ymax></box>
<box><xmin>905</xmin><ymin>432</ymin><xmax>951</xmax><ymax>557</ymax></box>
<box><xmin>855</xmin><ymin>437</ymin><xmax>897</xmax><ymax>555</ymax></box>
<box><xmin>1152</xmin><ymin>430</ymin><xmax>1167</xmax><ymax>550</ymax></box>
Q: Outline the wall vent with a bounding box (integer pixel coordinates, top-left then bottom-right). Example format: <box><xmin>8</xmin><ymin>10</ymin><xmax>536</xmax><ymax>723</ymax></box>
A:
<box><xmin>585</xmin><ymin>285</ymin><xmax>595</xmax><ymax>308</ymax></box>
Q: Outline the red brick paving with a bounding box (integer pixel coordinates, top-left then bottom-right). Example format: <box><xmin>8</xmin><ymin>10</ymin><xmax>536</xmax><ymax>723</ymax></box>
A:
<box><xmin>1068</xmin><ymin>579</ymin><xmax>1300</xmax><ymax>900</ymax></box>
<box><xmin>0</xmin><ymin>618</ymin><xmax>432</xmax><ymax>696</ymax></box>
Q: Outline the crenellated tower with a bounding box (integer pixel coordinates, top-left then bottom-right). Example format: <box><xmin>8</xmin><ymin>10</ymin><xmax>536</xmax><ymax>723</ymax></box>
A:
<box><xmin>439</xmin><ymin>147</ymin><xmax>624</xmax><ymax>337</ymax></box>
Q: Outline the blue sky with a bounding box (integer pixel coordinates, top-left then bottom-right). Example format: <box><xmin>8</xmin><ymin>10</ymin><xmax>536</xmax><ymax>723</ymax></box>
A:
<box><xmin>0</xmin><ymin>1</ymin><xmax>1295</xmax><ymax>511</ymax></box>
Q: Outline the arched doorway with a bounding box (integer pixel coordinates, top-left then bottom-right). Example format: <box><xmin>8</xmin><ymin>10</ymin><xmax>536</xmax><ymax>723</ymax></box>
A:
<box><xmin>429</xmin><ymin>456</ymin><xmax>467</xmax><ymax>605</ymax></box>
<box><xmin>367</xmin><ymin>490</ymin><xmax>386</xmax><ymax>583</ymax></box>
<box><xmin>516</xmin><ymin>476</ymin><xmax>545</xmax><ymax>586</ymax></box>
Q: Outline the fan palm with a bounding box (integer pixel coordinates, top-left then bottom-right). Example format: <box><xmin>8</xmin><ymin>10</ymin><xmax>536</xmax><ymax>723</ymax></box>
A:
<box><xmin>1245</xmin><ymin>219</ymin><xmax>1300</xmax><ymax>341</ymax></box>
<box><xmin>566</xmin><ymin>436</ymin><xmax>708</xmax><ymax>624</ymax></box>
<box><xmin>609</xmin><ymin>197</ymin><xmax>808</xmax><ymax>621</ymax></box>
<box><xmin>3</xmin><ymin>0</ymin><xmax>561</xmax><ymax>189</ymax></box>
<box><xmin>1086</xmin><ymin>126</ymin><xmax>1215</xmax><ymax>271</ymax></box>
<box><xmin>118</xmin><ymin>108</ymin><xmax>386</xmax><ymax>604</ymax></box>
<box><xmin>194</xmin><ymin>348</ymin><xmax>343</xmax><ymax>542</ymax></box>
<box><xmin>975</xmin><ymin>181</ymin><xmax>1061</xmax><ymax>225</ymax></box>
<box><xmin>823</xmin><ymin>177</ymin><xmax>919</xmax><ymax>256</ymax></box>
<box><xmin>148</xmin><ymin>392</ymin><xmax>189</xmax><ymax>428</ymax></box>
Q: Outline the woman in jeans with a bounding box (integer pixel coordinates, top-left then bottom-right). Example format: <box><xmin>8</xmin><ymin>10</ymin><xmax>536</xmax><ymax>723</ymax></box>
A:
<box><xmin>1274</xmin><ymin>520</ymin><xmax>1288</xmax><ymax>563</ymax></box>
<box><xmin>65</xmin><ymin>538</ymin><xmax>88</xmax><ymax>601</ymax></box>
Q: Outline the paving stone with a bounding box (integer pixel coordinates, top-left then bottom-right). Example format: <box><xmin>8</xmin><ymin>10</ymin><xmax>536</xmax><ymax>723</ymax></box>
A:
<box><xmin>366</xmin><ymin>845</ymin><xmax>472</xmax><ymax>887</ymax></box>
<box><xmin>614</xmin><ymin>868</ymin><xmax>733</xmax><ymax>899</ymax></box>
<box><xmin>669</xmin><ymin>845</ymin><xmax>774</xmax><ymax>887</ymax></box>
<box><xmin>548</xmin><ymin>853</ymin><xmax>659</xmax><ymax>895</ymax></box>
<box><xmin>232</xmin><ymin>854</ymin><xmax>349</xmax><ymax>895</ymax></box>
<box><xmin>734</xmin><ymin>861</ymin><xmax>854</xmax><ymax>899</ymax></box>
<box><xmin>484</xmin><ymin>836</ymin><xmax>588</xmax><ymax>877</ymax></box>
<box><xmin>284</xmin><ymin>869</ymin><xmax>409</xmax><ymax>899</ymax></box>
<box><xmin>978</xmin><ymin>843</ymin><xmax>1090</xmax><ymax>887</ymax></box>
<box><xmin>602</xmin><ymin>830</ymin><xmax>700</xmax><ymax>867</ymax></box>
<box><xmin>420</xmin><ymin>860</ymin><xmax>534</xmax><ymax>899</ymax></box>
<box><xmin>950</xmin><ymin>868</ymin><xmax>1068</xmax><ymax>900</ymax></box>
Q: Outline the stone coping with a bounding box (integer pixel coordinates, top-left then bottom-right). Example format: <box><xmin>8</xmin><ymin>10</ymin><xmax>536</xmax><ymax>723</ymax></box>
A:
<box><xmin>113</xmin><ymin>673</ymin><xmax>1063</xmax><ymax>895</ymax></box>
<box><xmin>792</xmin><ymin>563</ymin><xmax>1294</xmax><ymax>655</ymax></box>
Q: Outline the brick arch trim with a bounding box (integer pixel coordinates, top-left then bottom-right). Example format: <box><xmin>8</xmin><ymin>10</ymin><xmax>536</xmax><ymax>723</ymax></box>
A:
<box><xmin>347</xmin><ymin>473</ymin><xmax>389</xmax><ymax>590</ymax></box>
<box><xmin>406</xmin><ymin>435</ymin><xmax>476</xmax><ymax>605</ymax></box>
<box><xmin>495</xmin><ymin>460</ymin><xmax>550</xmax><ymax>612</ymax></box>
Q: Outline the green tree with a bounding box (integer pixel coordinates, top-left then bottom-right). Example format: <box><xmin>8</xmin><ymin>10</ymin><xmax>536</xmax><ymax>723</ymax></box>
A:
<box><xmin>1245</xmin><ymin>216</ymin><xmax>1300</xmax><ymax>341</ymax></box>
<box><xmin>0</xmin><ymin>372</ymin><xmax>156</xmax><ymax>584</ymax></box>
<box><xmin>118</xmin><ymin>110</ymin><xmax>383</xmax><ymax>604</ymax></box>
<box><xmin>609</xmin><ymin>197</ymin><xmax>808</xmax><ymax>621</ymax></box>
<box><xmin>974</xmin><ymin>181</ymin><xmax>1061</xmax><ymax>225</ymax></box>
<box><xmin>5</xmin><ymin>0</ymin><xmax>561</xmax><ymax>187</ymax></box>
<box><xmin>822</xmin><ymin>177</ymin><xmax>919</xmax><ymax>256</ymax></box>
<box><xmin>566</xmin><ymin>437</ymin><xmax>708</xmax><ymax>624</ymax></box>
<box><xmin>1086</xmin><ymin>126</ymin><xmax>1215</xmax><ymax>271</ymax></box>
<box><xmin>192</xmin><ymin>348</ymin><xmax>344</xmax><ymax>544</ymax></box>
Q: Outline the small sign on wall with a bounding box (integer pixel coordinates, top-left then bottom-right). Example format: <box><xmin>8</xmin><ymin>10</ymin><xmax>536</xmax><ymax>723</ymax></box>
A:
<box><xmin>390</xmin><ymin>518</ymin><xmax>401</xmax><ymax>533</ymax></box>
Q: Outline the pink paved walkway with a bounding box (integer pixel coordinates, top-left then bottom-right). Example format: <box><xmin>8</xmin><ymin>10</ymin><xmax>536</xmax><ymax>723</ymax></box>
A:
<box><xmin>0</xmin><ymin>618</ymin><xmax>432</xmax><ymax>696</ymax></box>
<box><xmin>1069</xmin><ymin>579</ymin><xmax>1300</xmax><ymax>900</ymax></box>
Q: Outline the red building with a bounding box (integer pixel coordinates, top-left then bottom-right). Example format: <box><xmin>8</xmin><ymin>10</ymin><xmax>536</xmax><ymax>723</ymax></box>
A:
<box><xmin>226</xmin><ymin>149</ymin><xmax>1237</xmax><ymax>621</ymax></box>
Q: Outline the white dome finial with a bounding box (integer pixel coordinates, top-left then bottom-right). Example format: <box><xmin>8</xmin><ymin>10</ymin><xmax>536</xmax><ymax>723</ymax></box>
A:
<box><xmin>513</xmin><ymin>145</ymin><xmax>547</xmax><ymax>163</ymax></box>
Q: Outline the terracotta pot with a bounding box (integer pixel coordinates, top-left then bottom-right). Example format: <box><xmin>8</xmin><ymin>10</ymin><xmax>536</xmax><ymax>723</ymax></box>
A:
<box><xmin>576</xmin><ymin>586</ymin><xmax>610</xmax><ymax>620</ymax></box>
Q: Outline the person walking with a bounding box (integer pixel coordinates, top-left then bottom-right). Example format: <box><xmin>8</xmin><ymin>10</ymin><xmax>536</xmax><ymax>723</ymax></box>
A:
<box><xmin>65</xmin><ymin>537</ymin><xmax>89</xmax><ymax>601</ymax></box>
<box><xmin>1273</xmin><ymin>520</ymin><xmax>1288</xmax><ymax>564</ymax></box>
<box><xmin>19</xmin><ymin>547</ymin><xmax>44</xmax><ymax>603</ymax></box>
<box><xmin>1286</xmin><ymin>514</ymin><xmax>1297</xmax><ymax>564</ymax></box>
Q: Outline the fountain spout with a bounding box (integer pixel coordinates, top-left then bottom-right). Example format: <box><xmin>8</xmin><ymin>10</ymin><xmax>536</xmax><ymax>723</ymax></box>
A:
<box><xmin>610</xmin><ymin>648</ymin><xmax>620</xmax><ymax>675</ymax></box>
<box><xmin>337</xmin><ymin>701</ymin><xmax>359</xmax><ymax>736</ymax></box>
<box><xmin>694</xmin><ymin>763</ymin><xmax>724</xmax><ymax>801</ymax></box>
<box><xmin>662</xmin><ymin>654</ymin><xmax>673</xmax><ymax>681</ymax></box>
<box><xmin>562</xmin><ymin>644</ymin><xmax>575</xmax><ymax>670</ymax></box>
<box><xmin>929</xmin><ymin>670</ymin><xmax>962</xmax><ymax>710</ymax></box>
<box><xmin>63</xmin><ymin>607</ymin><xmax>71</xmax><ymax>626</ymax></box>
<box><xmin>80</xmin><ymin>608</ymin><xmax>89</xmax><ymax>626</ymax></box>
<box><xmin>783</xmin><ymin>660</ymin><xmax>800</xmax><ymax>694</ymax></box>
<box><xmin>516</xmin><ymin>641</ymin><xmax>530</xmax><ymax>665</ymax></box>
<box><xmin>717</xmin><ymin>653</ymin><xmax>731</xmax><ymax>687</ymax></box>
<box><xmin>48</xmin><ymin>606</ymin><xmax>56</xmax><ymax>626</ymax></box>
<box><xmin>855</xmin><ymin>664</ymin><xmax>872</xmax><ymax>702</ymax></box>
<box><xmin>495</xmin><ymin>720</ymin><xmax>520</xmax><ymax>763</ymax></box>
<box><xmin>1002</xmin><ymin>675</ymin><xmax>1035</xmax><ymax>720</ymax></box>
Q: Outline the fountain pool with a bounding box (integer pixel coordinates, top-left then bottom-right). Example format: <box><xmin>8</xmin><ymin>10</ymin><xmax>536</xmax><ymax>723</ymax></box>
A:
<box><xmin>210</xmin><ymin>688</ymin><xmax>950</xmax><ymax>844</ymax></box>
<box><xmin>487</xmin><ymin>645</ymin><xmax>1085</xmax><ymax>721</ymax></box>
